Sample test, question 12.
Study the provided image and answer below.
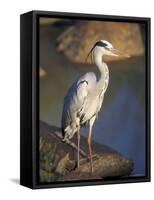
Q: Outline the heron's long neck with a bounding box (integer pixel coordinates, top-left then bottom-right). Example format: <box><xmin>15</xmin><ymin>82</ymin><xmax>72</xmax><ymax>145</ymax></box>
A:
<box><xmin>94</xmin><ymin>52</ymin><xmax>109</xmax><ymax>85</ymax></box>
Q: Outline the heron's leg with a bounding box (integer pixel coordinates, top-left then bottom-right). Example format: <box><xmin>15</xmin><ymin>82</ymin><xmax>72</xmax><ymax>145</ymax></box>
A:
<box><xmin>77</xmin><ymin>126</ymin><xmax>80</xmax><ymax>169</ymax></box>
<box><xmin>88</xmin><ymin>116</ymin><xmax>96</xmax><ymax>174</ymax></box>
<box><xmin>88</xmin><ymin>127</ymin><xmax>93</xmax><ymax>174</ymax></box>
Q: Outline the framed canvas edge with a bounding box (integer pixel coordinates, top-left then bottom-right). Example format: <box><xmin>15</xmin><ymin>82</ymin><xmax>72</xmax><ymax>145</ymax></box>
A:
<box><xmin>31</xmin><ymin>10</ymin><xmax>151</xmax><ymax>22</ymax></box>
<box><xmin>21</xmin><ymin>10</ymin><xmax>151</xmax><ymax>189</ymax></box>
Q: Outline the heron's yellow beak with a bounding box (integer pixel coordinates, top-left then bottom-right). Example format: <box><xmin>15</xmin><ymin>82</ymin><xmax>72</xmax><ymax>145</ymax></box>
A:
<box><xmin>110</xmin><ymin>48</ymin><xmax>130</xmax><ymax>58</ymax></box>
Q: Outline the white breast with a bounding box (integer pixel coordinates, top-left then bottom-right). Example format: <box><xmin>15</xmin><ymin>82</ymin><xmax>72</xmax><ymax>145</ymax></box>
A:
<box><xmin>81</xmin><ymin>64</ymin><xmax>109</xmax><ymax>123</ymax></box>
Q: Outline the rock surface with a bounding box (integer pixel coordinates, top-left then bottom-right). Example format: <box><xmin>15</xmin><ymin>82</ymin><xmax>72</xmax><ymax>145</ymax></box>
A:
<box><xmin>40</xmin><ymin>121</ymin><xmax>134</xmax><ymax>182</ymax></box>
<box><xmin>56</xmin><ymin>21</ymin><xmax>144</xmax><ymax>63</ymax></box>
<box><xmin>62</xmin><ymin>153</ymin><xmax>133</xmax><ymax>181</ymax></box>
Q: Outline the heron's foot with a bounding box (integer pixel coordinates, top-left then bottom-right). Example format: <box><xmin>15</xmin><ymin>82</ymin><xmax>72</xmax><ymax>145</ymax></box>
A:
<box><xmin>88</xmin><ymin>154</ymin><xmax>98</xmax><ymax>161</ymax></box>
<box><xmin>78</xmin><ymin>154</ymin><xmax>97</xmax><ymax>165</ymax></box>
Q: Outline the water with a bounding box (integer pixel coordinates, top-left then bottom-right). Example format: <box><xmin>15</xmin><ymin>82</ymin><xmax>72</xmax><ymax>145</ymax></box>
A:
<box><xmin>40</xmin><ymin>25</ymin><xmax>146</xmax><ymax>176</ymax></box>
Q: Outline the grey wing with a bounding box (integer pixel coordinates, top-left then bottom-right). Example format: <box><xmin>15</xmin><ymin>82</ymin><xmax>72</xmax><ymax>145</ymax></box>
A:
<box><xmin>61</xmin><ymin>72</ymin><xmax>96</xmax><ymax>139</ymax></box>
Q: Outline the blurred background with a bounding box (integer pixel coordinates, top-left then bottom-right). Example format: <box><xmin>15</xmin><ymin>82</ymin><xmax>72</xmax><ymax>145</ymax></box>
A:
<box><xmin>39</xmin><ymin>17</ymin><xmax>146</xmax><ymax>176</ymax></box>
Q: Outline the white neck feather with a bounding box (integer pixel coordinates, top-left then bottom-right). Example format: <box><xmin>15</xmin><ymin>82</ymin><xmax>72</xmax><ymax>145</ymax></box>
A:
<box><xmin>93</xmin><ymin>48</ymin><xmax>109</xmax><ymax>81</ymax></box>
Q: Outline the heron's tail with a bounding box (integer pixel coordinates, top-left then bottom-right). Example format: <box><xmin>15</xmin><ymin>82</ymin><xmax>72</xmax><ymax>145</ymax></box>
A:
<box><xmin>62</xmin><ymin>124</ymin><xmax>77</xmax><ymax>141</ymax></box>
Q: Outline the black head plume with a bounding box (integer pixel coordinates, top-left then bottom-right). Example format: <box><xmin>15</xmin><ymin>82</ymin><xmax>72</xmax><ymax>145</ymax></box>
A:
<box><xmin>85</xmin><ymin>41</ymin><xmax>108</xmax><ymax>63</ymax></box>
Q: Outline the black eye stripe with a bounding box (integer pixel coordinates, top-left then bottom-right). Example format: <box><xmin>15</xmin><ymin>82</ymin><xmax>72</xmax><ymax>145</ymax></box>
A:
<box><xmin>104</xmin><ymin>46</ymin><xmax>110</xmax><ymax>50</ymax></box>
<box><xmin>95</xmin><ymin>41</ymin><xmax>108</xmax><ymax>48</ymax></box>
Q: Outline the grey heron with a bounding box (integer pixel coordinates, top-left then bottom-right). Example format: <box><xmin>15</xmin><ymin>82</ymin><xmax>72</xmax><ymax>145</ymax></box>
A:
<box><xmin>61</xmin><ymin>40</ymin><xmax>128</xmax><ymax>174</ymax></box>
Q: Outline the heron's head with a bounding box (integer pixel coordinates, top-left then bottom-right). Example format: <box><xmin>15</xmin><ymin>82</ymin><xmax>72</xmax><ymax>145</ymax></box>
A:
<box><xmin>86</xmin><ymin>40</ymin><xmax>129</xmax><ymax>62</ymax></box>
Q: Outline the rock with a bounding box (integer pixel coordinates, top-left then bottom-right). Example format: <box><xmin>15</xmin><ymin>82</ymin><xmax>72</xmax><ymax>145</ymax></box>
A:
<box><xmin>56</xmin><ymin>21</ymin><xmax>144</xmax><ymax>63</ymax></box>
<box><xmin>62</xmin><ymin>153</ymin><xmax>133</xmax><ymax>181</ymax></box>
<box><xmin>40</xmin><ymin>121</ymin><xmax>134</xmax><ymax>182</ymax></box>
<box><xmin>56</xmin><ymin>153</ymin><xmax>70</xmax><ymax>174</ymax></box>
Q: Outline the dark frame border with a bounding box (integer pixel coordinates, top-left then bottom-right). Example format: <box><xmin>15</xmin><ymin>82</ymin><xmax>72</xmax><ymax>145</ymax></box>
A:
<box><xmin>21</xmin><ymin>10</ymin><xmax>151</xmax><ymax>189</ymax></box>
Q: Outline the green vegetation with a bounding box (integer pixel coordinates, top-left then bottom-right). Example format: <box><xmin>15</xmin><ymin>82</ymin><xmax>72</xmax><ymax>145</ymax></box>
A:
<box><xmin>39</xmin><ymin>137</ymin><xmax>60</xmax><ymax>182</ymax></box>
